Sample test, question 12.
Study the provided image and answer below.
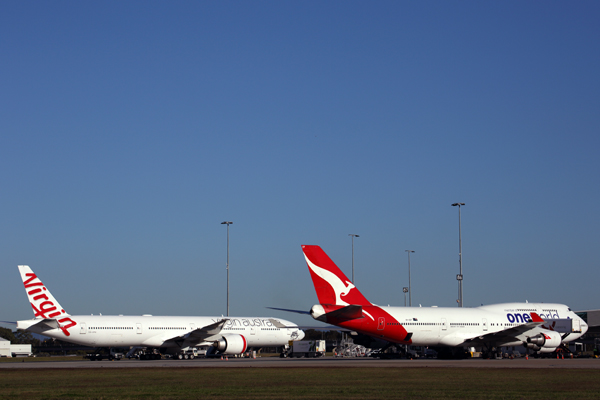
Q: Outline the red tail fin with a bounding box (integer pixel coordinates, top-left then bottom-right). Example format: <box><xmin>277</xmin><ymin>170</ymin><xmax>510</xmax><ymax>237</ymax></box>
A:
<box><xmin>302</xmin><ymin>245</ymin><xmax>372</xmax><ymax>307</ymax></box>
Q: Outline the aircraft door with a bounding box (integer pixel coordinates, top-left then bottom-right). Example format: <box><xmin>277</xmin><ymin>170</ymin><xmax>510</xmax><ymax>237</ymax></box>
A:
<box><xmin>378</xmin><ymin>317</ymin><xmax>385</xmax><ymax>331</ymax></box>
<box><xmin>136</xmin><ymin>323</ymin><xmax>142</xmax><ymax>334</ymax></box>
<box><xmin>482</xmin><ymin>318</ymin><xmax>488</xmax><ymax>331</ymax></box>
<box><xmin>80</xmin><ymin>323</ymin><xmax>87</xmax><ymax>334</ymax></box>
<box><xmin>441</xmin><ymin>318</ymin><xmax>447</xmax><ymax>331</ymax></box>
<box><xmin>251</xmin><ymin>326</ymin><xmax>256</xmax><ymax>335</ymax></box>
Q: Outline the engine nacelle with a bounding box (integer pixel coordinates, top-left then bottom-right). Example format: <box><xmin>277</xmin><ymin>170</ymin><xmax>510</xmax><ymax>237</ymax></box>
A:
<box><xmin>537</xmin><ymin>347</ymin><xmax>557</xmax><ymax>353</ymax></box>
<box><xmin>213</xmin><ymin>334</ymin><xmax>247</xmax><ymax>355</ymax></box>
<box><xmin>526</xmin><ymin>331</ymin><xmax>562</xmax><ymax>352</ymax></box>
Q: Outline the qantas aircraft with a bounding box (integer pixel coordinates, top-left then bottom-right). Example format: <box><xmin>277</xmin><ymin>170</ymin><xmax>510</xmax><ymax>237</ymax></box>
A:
<box><xmin>300</xmin><ymin>245</ymin><xmax>587</xmax><ymax>357</ymax></box>
<box><xmin>15</xmin><ymin>265</ymin><xmax>304</xmax><ymax>358</ymax></box>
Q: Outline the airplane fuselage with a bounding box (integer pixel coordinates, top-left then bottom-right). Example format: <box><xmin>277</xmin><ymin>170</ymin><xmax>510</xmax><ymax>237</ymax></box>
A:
<box><xmin>19</xmin><ymin>314</ymin><xmax>302</xmax><ymax>349</ymax></box>
<box><xmin>315</xmin><ymin>302</ymin><xmax>587</xmax><ymax>348</ymax></box>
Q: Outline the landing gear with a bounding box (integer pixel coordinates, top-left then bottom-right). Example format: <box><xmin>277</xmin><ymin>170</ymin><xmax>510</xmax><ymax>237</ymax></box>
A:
<box><xmin>140</xmin><ymin>353</ymin><xmax>161</xmax><ymax>360</ymax></box>
<box><xmin>437</xmin><ymin>348</ymin><xmax>468</xmax><ymax>359</ymax></box>
<box><xmin>85</xmin><ymin>347</ymin><xmax>124</xmax><ymax>361</ymax></box>
<box><xmin>481</xmin><ymin>344</ymin><xmax>502</xmax><ymax>360</ymax></box>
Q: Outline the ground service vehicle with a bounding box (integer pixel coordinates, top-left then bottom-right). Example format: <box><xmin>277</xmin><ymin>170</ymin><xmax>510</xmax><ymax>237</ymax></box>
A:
<box><xmin>284</xmin><ymin>340</ymin><xmax>325</xmax><ymax>358</ymax></box>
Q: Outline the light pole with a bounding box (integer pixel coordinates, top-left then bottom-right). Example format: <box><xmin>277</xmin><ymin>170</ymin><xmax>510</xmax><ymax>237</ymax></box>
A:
<box><xmin>221</xmin><ymin>221</ymin><xmax>233</xmax><ymax>316</ymax></box>
<box><xmin>349</xmin><ymin>234</ymin><xmax>359</xmax><ymax>283</ymax></box>
<box><xmin>403</xmin><ymin>287</ymin><xmax>408</xmax><ymax>307</ymax></box>
<box><xmin>405</xmin><ymin>250</ymin><xmax>415</xmax><ymax>307</ymax></box>
<box><xmin>451</xmin><ymin>203</ymin><xmax>465</xmax><ymax>307</ymax></box>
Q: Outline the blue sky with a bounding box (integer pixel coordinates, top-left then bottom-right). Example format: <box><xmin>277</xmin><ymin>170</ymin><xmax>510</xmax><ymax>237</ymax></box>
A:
<box><xmin>1</xmin><ymin>1</ymin><xmax>599</xmax><ymax>328</ymax></box>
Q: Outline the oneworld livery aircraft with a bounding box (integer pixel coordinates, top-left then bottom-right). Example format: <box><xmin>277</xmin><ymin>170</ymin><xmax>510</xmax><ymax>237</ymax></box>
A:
<box><xmin>16</xmin><ymin>265</ymin><xmax>304</xmax><ymax>358</ymax></box>
<box><xmin>300</xmin><ymin>245</ymin><xmax>587</xmax><ymax>357</ymax></box>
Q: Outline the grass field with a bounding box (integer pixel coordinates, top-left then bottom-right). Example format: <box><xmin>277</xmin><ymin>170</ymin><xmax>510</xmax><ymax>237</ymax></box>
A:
<box><xmin>0</xmin><ymin>367</ymin><xmax>599</xmax><ymax>399</ymax></box>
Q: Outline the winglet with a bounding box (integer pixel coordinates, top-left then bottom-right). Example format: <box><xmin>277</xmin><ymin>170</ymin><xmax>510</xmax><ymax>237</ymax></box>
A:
<box><xmin>530</xmin><ymin>312</ymin><xmax>544</xmax><ymax>323</ymax></box>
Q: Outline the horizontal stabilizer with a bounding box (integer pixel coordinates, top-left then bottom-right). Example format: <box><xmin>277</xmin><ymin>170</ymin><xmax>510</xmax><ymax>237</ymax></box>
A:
<box><xmin>325</xmin><ymin>305</ymin><xmax>364</xmax><ymax>321</ymax></box>
<box><xmin>17</xmin><ymin>318</ymin><xmax>60</xmax><ymax>331</ymax></box>
<box><xmin>266</xmin><ymin>307</ymin><xmax>311</xmax><ymax>315</ymax></box>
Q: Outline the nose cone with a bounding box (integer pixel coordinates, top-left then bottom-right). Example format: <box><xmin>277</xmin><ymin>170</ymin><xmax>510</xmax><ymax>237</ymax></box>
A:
<box><xmin>581</xmin><ymin>319</ymin><xmax>589</xmax><ymax>335</ymax></box>
<box><xmin>296</xmin><ymin>329</ymin><xmax>305</xmax><ymax>341</ymax></box>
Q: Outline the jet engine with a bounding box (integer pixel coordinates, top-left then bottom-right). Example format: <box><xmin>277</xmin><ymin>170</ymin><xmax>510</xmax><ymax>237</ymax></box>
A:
<box><xmin>525</xmin><ymin>331</ymin><xmax>562</xmax><ymax>352</ymax></box>
<box><xmin>213</xmin><ymin>334</ymin><xmax>247</xmax><ymax>355</ymax></box>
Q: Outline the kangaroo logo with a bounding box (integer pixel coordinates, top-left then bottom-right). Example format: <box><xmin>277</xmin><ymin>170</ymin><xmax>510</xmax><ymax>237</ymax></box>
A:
<box><xmin>304</xmin><ymin>255</ymin><xmax>374</xmax><ymax>321</ymax></box>
<box><xmin>305</xmin><ymin>255</ymin><xmax>355</xmax><ymax>305</ymax></box>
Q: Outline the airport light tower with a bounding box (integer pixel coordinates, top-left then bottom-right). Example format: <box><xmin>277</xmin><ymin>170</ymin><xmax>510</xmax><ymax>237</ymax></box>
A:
<box><xmin>349</xmin><ymin>234</ymin><xmax>359</xmax><ymax>284</ymax></box>
<box><xmin>405</xmin><ymin>250</ymin><xmax>415</xmax><ymax>307</ymax></box>
<box><xmin>451</xmin><ymin>203</ymin><xmax>465</xmax><ymax>307</ymax></box>
<box><xmin>221</xmin><ymin>221</ymin><xmax>233</xmax><ymax>316</ymax></box>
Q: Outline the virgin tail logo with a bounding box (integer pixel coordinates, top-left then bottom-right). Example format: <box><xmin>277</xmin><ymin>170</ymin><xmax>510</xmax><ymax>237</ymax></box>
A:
<box><xmin>19</xmin><ymin>265</ymin><xmax>77</xmax><ymax>336</ymax></box>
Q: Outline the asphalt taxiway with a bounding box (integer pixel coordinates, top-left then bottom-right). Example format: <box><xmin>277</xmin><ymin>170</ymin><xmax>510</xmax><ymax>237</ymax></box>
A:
<box><xmin>1</xmin><ymin>357</ymin><xmax>598</xmax><ymax>369</ymax></box>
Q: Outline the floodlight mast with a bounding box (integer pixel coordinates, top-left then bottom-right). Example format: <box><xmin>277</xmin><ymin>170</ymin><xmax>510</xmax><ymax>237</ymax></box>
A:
<box><xmin>221</xmin><ymin>221</ymin><xmax>233</xmax><ymax>316</ymax></box>
<box><xmin>349</xmin><ymin>234</ymin><xmax>359</xmax><ymax>283</ymax></box>
<box><xmin>405</xmin><ymin>250</ymin><xmax>415</xmax><ymax>306</ymax></box>
<box><xmin>451</xmin><ymin>203</ymin><xmax>465</xmax><ymax>307</ymax></box>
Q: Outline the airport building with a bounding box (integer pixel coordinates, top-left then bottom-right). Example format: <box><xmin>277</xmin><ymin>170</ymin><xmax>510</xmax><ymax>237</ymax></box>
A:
<box><xmin>0</xmin><ymin>339</ymin><xmax>32</xmax><ymax>357</ymax></box>
<box><xmin>577</xmin><ymin>309</ymin><xmax>600</xmax><ymax>348</ymax></box>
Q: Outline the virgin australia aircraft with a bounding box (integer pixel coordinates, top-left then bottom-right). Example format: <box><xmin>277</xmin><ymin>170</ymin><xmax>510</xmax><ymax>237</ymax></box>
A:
<box><xmin>299</xmin><ymin>245</ymin><xmax>587</xmax><ymax>356</ymax></box>
<box><xmin>16</xmin><ymin>265</ymin><xmax>304</xmax><ymax>357</ymax></box>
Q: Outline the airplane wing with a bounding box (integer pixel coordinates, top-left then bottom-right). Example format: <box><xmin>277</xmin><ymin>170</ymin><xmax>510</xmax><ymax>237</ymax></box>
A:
<box><xmin>143</xmin><ymin>319</ymin><xmax>229</xmax><ymax>348</ymax></box>
<box><xmin>183</xmin><ymin>319</ymin><xmax>229</xmax><ymax>342</ymax></box>
<box><xmin>464</xmin><ymin>312</ymin><xmax>546</xmax><ymax>345</ymax></box>
<box><xmin>267</xmin><ymin>318</ymin><xmax>301</xmax><ymax>329</ymax></box>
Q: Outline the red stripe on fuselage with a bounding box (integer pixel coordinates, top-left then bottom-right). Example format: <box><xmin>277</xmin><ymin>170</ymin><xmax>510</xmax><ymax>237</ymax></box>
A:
<box><xmin>321</xmin><ymin>304</ymin><xmax>411</xmax><ymax>344</ymax></box>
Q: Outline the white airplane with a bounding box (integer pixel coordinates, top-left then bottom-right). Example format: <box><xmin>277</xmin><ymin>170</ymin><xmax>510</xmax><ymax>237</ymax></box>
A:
<box><xmin>15</xmin><ymin>265</ymin><xmax>304</xmax><ymax>358</ymax></box>
<box><xmin>300</xmin><ymin>245</ymin><xmax>587</xmax><ymax>357</ymax></box>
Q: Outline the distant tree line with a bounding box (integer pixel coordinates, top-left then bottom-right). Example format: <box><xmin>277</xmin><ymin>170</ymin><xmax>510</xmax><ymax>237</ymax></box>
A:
<box><xmin>0</xmin><ymin>327</ymin><xmax>86</xmax><ymax>354</ymax></box>
<box><xmin>0</xmin><ymin>327</ymin><xmax>41</xmax><ymax>346</ymax></box>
